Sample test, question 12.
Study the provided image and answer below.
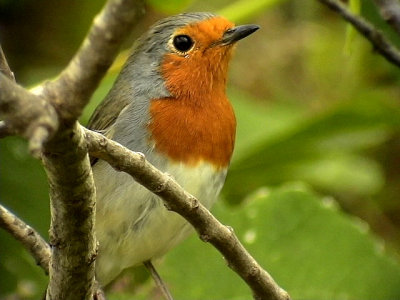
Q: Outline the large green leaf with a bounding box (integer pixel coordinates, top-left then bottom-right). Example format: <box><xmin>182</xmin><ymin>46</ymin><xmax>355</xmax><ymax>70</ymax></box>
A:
<box><xmin>144</xmin><ymin>185</ymin><xmax>400</xmax><ymax>300</ymax></box>
<box><xmin>225</xmin><ymin>90</ymin><xmax>400</xmax><ymax>202</ymax></box>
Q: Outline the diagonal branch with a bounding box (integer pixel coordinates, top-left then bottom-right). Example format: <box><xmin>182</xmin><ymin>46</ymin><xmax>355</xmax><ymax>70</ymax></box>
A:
<box><xmin>41</xmin><ymin>0</ymin><xmax>145</xmax><ymax>122</ymax></box>
<box><xmin>0</xmin><ymin>203</ymin><xmax>110</xmax><ymax>299</ymax></box>
<box><xmin>1</xmin><ymin>1</ymin><xmax>289</xmax><ymax>299</ymax></box>
<box><xmin>373</xmin><ymin>0</ymin><xmax>400</xmax><ymax>36</ymax></box>
<box><xmin>84</xmin><ymin>126</ymin><xmax>290</xmax><ymax>300</ymax></box>
<box><xmin>0</xmin><ymin>204</ymin><xmax>50</xmax><ymax>273</ymax></box>
<box><xmin>317</xmin><ymin>0</ymin><xmax>400</xmax><ymax>68</ymax></box>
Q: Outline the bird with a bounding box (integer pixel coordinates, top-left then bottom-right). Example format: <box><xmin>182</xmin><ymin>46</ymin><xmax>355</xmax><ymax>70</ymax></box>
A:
<box><xmin>87</xmin><ymin>11</ymin><xmax>259</xmax><ymax>295</ymax></box>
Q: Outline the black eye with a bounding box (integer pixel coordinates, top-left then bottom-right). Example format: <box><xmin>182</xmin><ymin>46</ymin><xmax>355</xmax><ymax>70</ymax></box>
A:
<box><xmin>173</xmin><ymin>35</ymin><xmax>194</xmax><ymax>52</ymax></box>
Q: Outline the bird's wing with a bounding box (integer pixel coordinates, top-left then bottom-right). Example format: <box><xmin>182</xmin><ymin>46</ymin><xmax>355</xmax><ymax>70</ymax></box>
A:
<box><xmin>87</xmin><ymin>94</ymin><xmax>131</xmax><ymax>132</ymax></box>
<box><xmin>87</xmin><ymin>92</ymin><xmax>132</xmax><ymax>166</ymax></box>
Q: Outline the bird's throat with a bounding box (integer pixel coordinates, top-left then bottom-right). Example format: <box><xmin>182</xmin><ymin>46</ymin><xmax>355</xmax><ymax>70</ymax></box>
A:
<box><xmin>148</xmin><ymin>94</ymin><xmax>236</xmax><ymax>169</ymax></box>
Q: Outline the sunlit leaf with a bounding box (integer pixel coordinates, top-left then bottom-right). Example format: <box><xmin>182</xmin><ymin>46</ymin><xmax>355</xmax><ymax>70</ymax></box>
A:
<box><xmin>153</xmin><ymin>185</ymin><xmax>400</xmax><ymax>299</ymax></box>
<box><xmin>344</xmin><ymin>0</ymin><xmax>361</xmax><ymax>55</ymax></box>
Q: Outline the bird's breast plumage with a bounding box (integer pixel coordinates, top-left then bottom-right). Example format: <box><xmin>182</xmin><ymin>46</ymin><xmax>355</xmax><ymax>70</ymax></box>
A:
<box><xmin>148</xmin><ymin>95</ymin><xmax>236</xmax><ymax>169</ymax></box>
<box><xmin>94</xmin><ymin>152</ymin><xmax>228</xmax><ymax>285</ymax></box>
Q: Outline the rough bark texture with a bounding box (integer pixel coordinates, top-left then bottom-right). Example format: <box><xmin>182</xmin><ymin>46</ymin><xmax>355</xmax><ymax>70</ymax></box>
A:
<box><xmin>0</xmin><ymin>204</ymin><xmax>50</xmax><ymax>273</ymax></box>
<box><xmin>42</xmin><ymin>123</ymin><xmax>97</xmax><ymax>300</ymax></box>
<box><xmin>0</xmin><ymin>74</ymin><xmax>58</xmax><ymax>157</ymax></box>
<box><xmin>0</xmin><ymin>0</ymin><xmax>293</xmax><ymax>299</ymax></box>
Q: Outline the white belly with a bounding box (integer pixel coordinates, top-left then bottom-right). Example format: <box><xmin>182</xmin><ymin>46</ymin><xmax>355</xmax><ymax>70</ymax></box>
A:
<box><xmin>93</xmin><ymin>157</ymin><xmax>227</xmax><ymax>285</ymax></box>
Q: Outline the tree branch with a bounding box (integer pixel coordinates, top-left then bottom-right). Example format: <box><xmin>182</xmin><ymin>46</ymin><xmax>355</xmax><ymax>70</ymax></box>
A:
<box><xmin>0</xmin><ymin>204</ymin><xmax>50</xmax><ymax>274</ymax></box>
<box><xmin>318</xmin><ymin>0</ymin><xmax>400</xmax><ymax>68</ymax></box>
<box><xmin>1</xmin><ymin>1</ymin><xmax>289</xmax><ymax>299</ymax></box>
<box><xmin>34</xmin><ymin>1</ymin><xmax>143</xmax><ymax>298</ymax></box>
<box><xmin>0</xmin><ymin>73</ymin><xmax>58</xmax><ymax>157</ymax></box>
<box><xmin>84</xmin><ymin>126</ymin><xmax>290</xmax><ymax>300</ymax></box>
<box><xmin>1</xmin><ymin>1</ymin><xmax>145</xmax><ymax>299</ymax></box>
<box><xmin>0</xmin><ymin>44</ymin><xmax>15</xmax><ymax>81</ymax></box>
<box><xmin>42</xmin><ymin>122</ymin><xmax>97</xmax><ymax>300</ymax></box>
<box><xmin>41</xmin><ymin>0</ymin><xmax>145</xmax><ymax>122</ymax></box>
<box><xmin>373</xmin><ymin>0</ymin><xmax>400</xmax><ymax>36</ymax></box>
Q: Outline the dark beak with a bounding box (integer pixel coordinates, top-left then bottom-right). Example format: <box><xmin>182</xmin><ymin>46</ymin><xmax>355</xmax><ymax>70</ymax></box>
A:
<box><xmin>220</xmin><ymin>24</ymin><xmax>260</xmax><ymax>46</ymax></box>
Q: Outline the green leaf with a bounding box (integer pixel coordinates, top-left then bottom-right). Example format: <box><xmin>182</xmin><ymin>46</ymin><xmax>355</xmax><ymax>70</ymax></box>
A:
<box><xmin>344</xmin><ymin>0</ymin><xmax>361</xmax><ymax>55</ymax></box>
<box><xmin>156</xmin><ymin>185</ymin><xmax>400</xmax><ymax>299</ymax></box>
<box><xmin>218</xmin><ymin>0</ymin><xmax>288</xmax><ymax>23</ymax></box>
<box><xmin>147</xmin><ymin>0</ymin><xmax>194</xmax><ymax>14</ymax></box>
<box><xmin>0</xmin><ymin>137</ymin><xmax>49</xmax><ymax>298</ymax></box>
<box><xmin>225</xmin><ymin>91</ymin><xmax>400</xmax><ymax>202</ymax></box>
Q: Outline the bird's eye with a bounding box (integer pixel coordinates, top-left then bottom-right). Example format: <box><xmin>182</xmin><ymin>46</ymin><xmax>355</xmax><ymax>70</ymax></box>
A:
<box><xmin>172</xmin><ymin>35</ymin><xmax>194</xmax><ymax>53</ymax></box>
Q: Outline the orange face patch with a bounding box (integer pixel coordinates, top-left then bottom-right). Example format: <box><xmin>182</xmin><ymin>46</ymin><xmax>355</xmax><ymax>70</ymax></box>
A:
<box><xmin>161</xmin><ymin>16</ymin><xmax>236</xmax><ymax>100</ymax></box>
<box><xmin>148</xmin><ymin>16</ymin><xmax>237</xmax><ymax>168</ymax></box>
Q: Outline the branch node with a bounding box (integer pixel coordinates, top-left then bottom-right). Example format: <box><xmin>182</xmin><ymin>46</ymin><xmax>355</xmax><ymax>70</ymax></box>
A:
<box><xmin>249</xmin><ymin>265</ymin><xmax>260</xmax><ymax>277</ymax></box>
<box><xmin>199</xmin><ymin>233</ymin><xmax>211</xmax><ymax>243</ymax></box>
<box><xmin>153</xmin><ymin>174</ymin><xmax>170</xmax><ymax>193</ymax></box>
<box><xmin>163</xmin><ymin>202</ymin><xmax>172</xmax><ymax>211</ymax></box>
<box><xmin>190</xmin><ymin>197</ymin><xmax>199</xmax><ymax>209</ymax></box>
<box><xmin>226</xmin><ymin>225</ymin><xmax>234</xmax><ymax>234</ymax></box>
<box><xmin>28</xmin><ymin>125</ymin><xmax>51</xmax><ymax>159</ymax></box>
<box><xmin>99</xmin><ymin>135</ymin><xmax>108</xmax><ymax>148</ymax></box>
<box><xmin>88</xmin><ymin>248</ymin><xmax>98</xmax><ymax>266</ymax></box>
<box><xmin>137</xmin><ymin>152</ymin><xmax>146</xmax><ymax>164</ymax></box>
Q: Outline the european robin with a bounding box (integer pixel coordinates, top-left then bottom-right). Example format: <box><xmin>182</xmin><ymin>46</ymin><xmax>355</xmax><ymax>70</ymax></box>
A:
<box><xmin>88</xmin><ymin>12</ymin><xmax>259</xmax><ymax>288</ymax></box>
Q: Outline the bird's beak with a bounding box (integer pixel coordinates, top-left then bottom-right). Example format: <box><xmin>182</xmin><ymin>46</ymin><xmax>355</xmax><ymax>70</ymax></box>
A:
<box><xmin>219</xmin><ymin>24</ymin><xmax>260</xmax><ymax>46</ymax></box>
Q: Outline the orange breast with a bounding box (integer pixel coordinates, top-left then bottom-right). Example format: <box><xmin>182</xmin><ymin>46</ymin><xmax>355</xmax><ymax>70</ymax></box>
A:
<box><xmin>148</xmin><ymin>95</ymin><xmax>236</xmax><ymax>169</ymax></box>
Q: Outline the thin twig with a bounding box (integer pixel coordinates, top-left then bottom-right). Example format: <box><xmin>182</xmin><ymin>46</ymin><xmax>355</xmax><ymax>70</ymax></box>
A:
<box><xmin>0</xmin><ymin>204</ymin><xmax>50</xmax><ymax>273</ymax></box>
<box><xmin>144</xmin><ymin>261</ymin><xmax>174</xmax><ymax>300</ymax></box>
<box><xmin>41</xmin><ymin>0</ymin><xmax>145</xmax><ymax>122</ymax></box>
<box><xmin>0</xmin><ymin>44</ymin><xmax>15</xmax><ymax>81</ymax></box>
<box><xmin>318</xmin><ymin>0</ymin><xmax>400</xmax><ymax>68</ymax></box>
<box><xmin>373</xmin><ymin>0</ymin><xmax>400</xmax><ymax>36</ymax></box>
<box><xmin>84</xmin><ymin>126</ymin><xmax>290</xmax><ymax>300</ymax></box>
<box><xmin>0</xmin><ymin>202</ymin><xmax>108</xmax><ymax>299</ymax></box>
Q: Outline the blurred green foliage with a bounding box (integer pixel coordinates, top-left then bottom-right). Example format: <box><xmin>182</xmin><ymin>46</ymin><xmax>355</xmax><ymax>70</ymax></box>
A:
<box><xmin>2</xmin><ymin>0</ymin><xmax>400</xmax><ymax>299</ymax></box>
<box><xmin>158</xmin><ymin>185</ymin><xmax>400</xmax><ymax>300</ymax></box>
